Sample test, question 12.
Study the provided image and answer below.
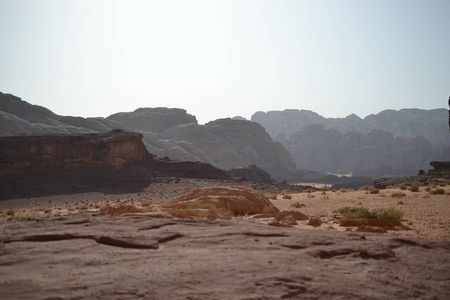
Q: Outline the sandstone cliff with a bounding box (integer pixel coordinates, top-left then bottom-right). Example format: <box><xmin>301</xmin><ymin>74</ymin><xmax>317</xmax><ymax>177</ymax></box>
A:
<box><xmin>0</xmin><ymin>130</ymin><xmax>228</xmax><ymax>199</ymax></box>
<box><xmin>0</xmin><ymin>130</ymin><xmax>148</xmax><ymax>175</ymax></box>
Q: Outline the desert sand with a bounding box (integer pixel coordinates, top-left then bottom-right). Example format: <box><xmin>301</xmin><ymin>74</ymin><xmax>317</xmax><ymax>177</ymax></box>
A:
<box><xmin>1</xmin><ymin>181</ymin><xmax>449</xmax><ymax>241</ymax></box>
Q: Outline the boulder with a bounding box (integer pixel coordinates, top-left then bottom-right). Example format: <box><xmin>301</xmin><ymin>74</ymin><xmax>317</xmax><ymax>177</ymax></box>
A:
<box><xmin>163</xmin><ymin>186</ymin><xmax>279</xmax><ymax>215</ymax></box>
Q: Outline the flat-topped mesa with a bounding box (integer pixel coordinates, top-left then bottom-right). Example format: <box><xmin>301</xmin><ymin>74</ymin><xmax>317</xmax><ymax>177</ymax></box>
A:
<box><xmin>0</xmin><ymin>130</ymin><xmax>149</xmax><ymax>175</ymax></box>
<box><xmin>429</xmin><ymin>161</ymin><xmax>450</xmax><ymax>172</ymax></box>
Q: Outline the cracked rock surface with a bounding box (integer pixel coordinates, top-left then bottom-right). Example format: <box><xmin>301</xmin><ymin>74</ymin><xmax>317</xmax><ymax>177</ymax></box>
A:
<box><xmin>1</xmin><ymin>214</ymin><xmax>449</xmax><ymax>299</ymax></box>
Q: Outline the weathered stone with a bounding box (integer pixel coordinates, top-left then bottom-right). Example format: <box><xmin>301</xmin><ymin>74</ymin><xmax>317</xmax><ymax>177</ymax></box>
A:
<box><xmin>163</xmin><ymin>186</ymin><xmax>279</xmax><ymax>215</ymax></box>
<box><xmin>1</xmin><ymin>214</ymin><xmax>449</xmax><ymax>300</ymax></box>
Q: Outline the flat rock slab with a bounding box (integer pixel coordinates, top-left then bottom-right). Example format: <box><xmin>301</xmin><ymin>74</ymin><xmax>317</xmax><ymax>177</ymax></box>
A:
<box><xmin>1</xmin><ymin>215</ymin><xmax>449</xmax><ymax>300</ymax></box>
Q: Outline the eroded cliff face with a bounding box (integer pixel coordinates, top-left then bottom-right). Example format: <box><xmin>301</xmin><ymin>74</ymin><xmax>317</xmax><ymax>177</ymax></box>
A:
<box><xmin>0</xmin><ymin>131</ymin><xmax>149</xmax><ymax>175</ymax></box>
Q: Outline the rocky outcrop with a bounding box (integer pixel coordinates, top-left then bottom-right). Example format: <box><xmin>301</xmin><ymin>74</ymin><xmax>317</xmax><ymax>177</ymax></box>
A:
<box><xmin>0</xmin><ymin>92</ymin><xmax>122</xmax><ymax>135</ymax></box>
<box><xmin>374</xmin><ymin>161</ymin><xmax>450</xmax><ymax>188</ymax></box>
<box><xmin>0</xmin><ymin>130</ymin><xmax>148</xmax><ymax>175</ymax></box>
<box><xmin>107</xmin><ymin>107</ymin><xmax>197</xmax><ymax>133</ymax></box>
<box><xmin>2</xmin><ymin>214</ymin><xmax>449</xmax><ymax>299</ymax></box>
<box><xmin>162</xmin><ymin>186</ymin><xmax>279</xmax><ymax>216</ymax></box>
<box><xmin>226</xmin><ymin>165</ymin><xmax>275</xmax><ymax>183</ymax></box>
<box><xmin>0</xmin><ymin>131</ymin><xmax>229</xmax><ymax>200</ymax></box>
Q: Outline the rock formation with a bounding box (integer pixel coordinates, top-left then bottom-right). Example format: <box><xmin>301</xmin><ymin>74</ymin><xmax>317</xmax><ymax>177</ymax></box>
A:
<box><xmin>1</xmin><ymin>214</ymin><xmax>449</xmax><ymax>299</ymax></box>
<box><xmin>162</xmin><ymin>185</ymin><xmax>280</xmax><ymax>216</ymax></box>
<box><xmin>0</xmin><ymin>130</ymin><xmax>148</xmax><ymax>174</ymax></box>
<box><xmin>374</xmin><ymin>161</ymin><xmax>450</xmax><ymax>188</ymax></box>
<box><xmin>0</xmin><ymin>92</ymin><xmax>296</xmax><ymax>180</ymax></box>
<box><xmin>0</xmin><ymin>130</ymin><xmax>228</xmax><ymax>200</ymax></box>
<box><xmin>226</xmin><ymin>165</ymin><xmax>275</xmax><ymax>183</ymax></box>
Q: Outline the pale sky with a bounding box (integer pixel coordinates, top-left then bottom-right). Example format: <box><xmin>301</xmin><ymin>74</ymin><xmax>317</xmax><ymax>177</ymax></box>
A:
<box><xmin>1</xmin><ymin>0</ymin><xmax>449</xmax><ymax>124</ymax></box>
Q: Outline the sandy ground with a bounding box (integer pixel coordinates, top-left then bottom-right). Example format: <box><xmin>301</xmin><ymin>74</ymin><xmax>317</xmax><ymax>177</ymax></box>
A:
<box><xmin>269</xmin><ymin>185</ymin><xmax>450</xmax><ymax>241</ymax></box>
<box><xmin>1</xmin><ymin>183</ymin><xmax>449</xmax><ymax>242</ymax></box>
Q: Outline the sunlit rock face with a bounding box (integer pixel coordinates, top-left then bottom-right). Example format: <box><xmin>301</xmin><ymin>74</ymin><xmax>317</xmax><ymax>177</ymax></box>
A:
<box><xmin>0</xmin><ymin>131</ymin><xmax>149</xmax><ymax>175</ymax></box>
<box><xmin>161</xmin><ymin>118</ymin><xmax>297</xmax><ymax>173</ymax></box>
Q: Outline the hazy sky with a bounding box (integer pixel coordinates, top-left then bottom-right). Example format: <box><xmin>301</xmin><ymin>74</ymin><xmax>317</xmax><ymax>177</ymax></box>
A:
<box><xmin>1</xmin><ymin>0</ymin><xmax>449</xmax><ymax>124</ymax></box>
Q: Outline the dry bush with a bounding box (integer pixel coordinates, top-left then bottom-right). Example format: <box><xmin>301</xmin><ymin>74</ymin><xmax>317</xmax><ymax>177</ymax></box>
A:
<box><xmin>400</xmin><ymin>184</ymin><xmax>408</xmax><ymax>190</ymax></box>
<box><xmin>6</xmin><ymin>209</ymin><xmax>15</xmax><ymax>216</ymax></box>
<box><xmin>303</xmin><ymin>188</ymin><xmax>316</xmax><ymax>194</ymax></box>
<box><xmin>282</xmin><ymin>194</ymin><xmax>292</xmax><ymax>199</ymax></box>
<box><xmin>141</xmin><ymin>200</ymin><xmax>151</xmax><ymax>207</ymax></box>
<box><xmin>391</xmin><ymin>192</ymin><xmax>406</xmax><ymax>198</ymax></box>
<box><xmin>369</xmin><ymin>187</ymin><xmax>380</xmax><ymax>194</ymax></box>
<box><xmin>307</xmin><ymin>194</ymin><xmax>315</xmax><ymax>198</ymax></box>
<box><xmin>409</xmin><ymin>182</ymin><xmax>420</xmax><ymax>192</ymax></box>
<box><xmin>424</xmin><ymin>186</ymin><xmax>431</xmax><ymax>192</ymax></box>
<box><xmin>321</xmin><ymin>185</ymin><xmax>329</xmax><ymax>192</ymax></box>
<box><xmin>359</xmin><ymin>186</ymin><xmax>370</xmax><ymax>191</ymax></box>
<box><xmin>429</xmin><ymin>188</ymin><xmax>445</xmax><ymax>195</ymax></box>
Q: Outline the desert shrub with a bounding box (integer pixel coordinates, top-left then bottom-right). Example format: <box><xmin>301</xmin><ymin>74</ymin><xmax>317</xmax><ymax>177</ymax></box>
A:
<box><xmin>399</xmin><ymin>184</ymin><xmax>408</xmax><ymax>190</ymax></box>
<box><xmin>359</xmin><ymin>186</ymin><xmax>370</xmax><ymax>191</ymax></box>
<box><xmin>409</xmin><ymin>182</ymin><xmax>420</xmax><ymax>192</ymax></box>
<box><xmin>429</xmin><ymin>188</ymin><xmax>445</xmax><ymax>195</ymax></box>
<box><xmin>373</xmin><ymin>207</ymin><xmax>404</xmax><ymax>223</ymax></box>
<box><xmin>369</xmin><ymin>188</ymin><xmax>380</xmax><ymax>194</ymax></box>
<box><xmin>339</xmin><ymin>188</ymin><xmax>347</xmax><ymax>193</ymax></box>
<box><xmin>335</xmin><ymin>206</ymin><xmax>404</xmax><ymax>223</ymax></box>
<box><xmin>303</xmin><ymin>188</ymin><xmax>316</xmax><ymax>194</ymax></box>
<box><xmin>334</xmin><ymin>207</ymin><xmax>375</xmax><ymax>219</ymax></box>
<box><xmin>282</xmin><ymin>194</ymin><xmax>292</xmax><ymax>199</ymax></box>
<box><xmin>424</xmin><ymin>186</ymin><xmax>431</xmax><ymax>192</ymax></box>
<box><xmin>321</xmin><ymin>185</ymin><xmax>329</xmax><ymax>192</ymax></box>
<box><xmin>291</xmin><ymin>202</ymin><xmax>302</xmax><ymax>208</ymax></box>
<box><xmin>307</xmin><ymin>194</ymin><xmax>315</xmax><ymax>198</ymax></box>
<box><xmin>6</xmin><ymin>209</ymin><xmax>15</xmax><ymax>216</ymax></box>
<box><xmin>391</xmin><ymin>192</ymin><xmax>406</xmax><ymax>198</ymax></box>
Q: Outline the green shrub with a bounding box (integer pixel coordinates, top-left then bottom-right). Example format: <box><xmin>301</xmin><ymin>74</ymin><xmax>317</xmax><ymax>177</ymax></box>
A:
<box><xmin>335</xmin><ymin>206</ymin><xmax>404</xmax><ymax>223</ymax></box>
<box><xmin>291</xmin><ymin>202</ymin><xmax>302</xmax><ymax>208</ymax></box>
<box><xmin>373</xmin><ymin>207</ymin><xmax>404</xmax><ymax>223</ymax></box>
<box><xmin>334</xmin><ymin>207</ymin><xmax>375</xmax><ymax>219</ymax></box>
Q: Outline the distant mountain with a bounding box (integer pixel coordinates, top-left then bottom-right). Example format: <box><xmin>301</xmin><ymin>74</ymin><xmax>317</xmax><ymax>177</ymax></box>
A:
<box><xmin>2</xmin><ymin>91</ymin><xmax>448</xmax><ymax>180</ymax></box>
<box><xmin>251</xmin><ymin>108</ymin><xmax>450</xmax><ymax>145</ymax></box>
<box><xmin>251</xmin><ymin>108</ymin><xmax>450</xmax><ymax>177</ymax></box>
<box><xmin>0</xmin><ymin>92</ymin><xmax>296</xmax><ymax>179</ymax></box>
